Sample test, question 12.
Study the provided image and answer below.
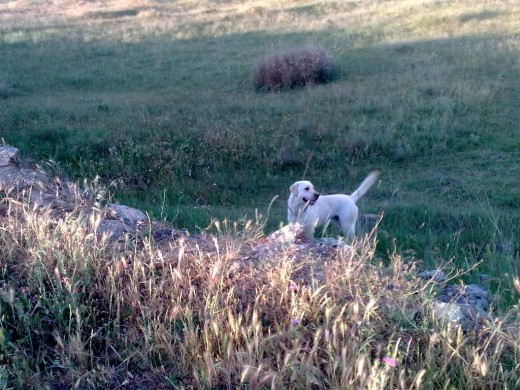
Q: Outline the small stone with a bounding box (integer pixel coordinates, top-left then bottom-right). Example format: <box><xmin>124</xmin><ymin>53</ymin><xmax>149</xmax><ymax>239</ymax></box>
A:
<box><xmin>358</xmin><ymin>213</ymin><xmax>381</xmax><ymax>233</ymax></box>
<box><xmin>0</xmin><ymin>146</ymin><xmax>19</xmax><ymax>167</ymax></box>
<box><xmin>418</xmin><ymin>269</ymin><xmax>446</xmax><ymax>282</ymax></box>
<box><xmin>478</xmin><ymin>274</ymin><xmax>490</xmax><ymax>283</ymax></box>
<box><xmin>97</xmin><ymin>219</ymin><xmax>129</xmax><ymax>241</ymax></box>
<box><xmin>229</xmin><ymin>261</ymin><xmax>242</xmax><ymax>275</ymax></box>
<box><xmin>106</xmin><ymin>203</ymin><xmax>147</xmax><ymax>227</ymax></box>
<box><xmin>265</xmin><ymin>222</ymin><xmax>305</xmax><ymax>244</ymax></box>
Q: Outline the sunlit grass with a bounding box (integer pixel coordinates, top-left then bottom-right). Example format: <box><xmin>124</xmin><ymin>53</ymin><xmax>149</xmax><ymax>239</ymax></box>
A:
<box><xmin>0</xmin><ymin>1</ymin><xmax>519</xmax><ymax>385</ymax></box>
<box><xmin>0</xmin><ymin>191</ymin><xmax>518</xmax><ymax>388</ymax></box>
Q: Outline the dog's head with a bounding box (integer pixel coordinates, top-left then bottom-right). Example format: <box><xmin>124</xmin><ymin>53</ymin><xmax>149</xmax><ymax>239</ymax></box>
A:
<box><xmin>289</xmin><ymin>180</ymin><xmax>320</xmax><ymax>210</ymax></box>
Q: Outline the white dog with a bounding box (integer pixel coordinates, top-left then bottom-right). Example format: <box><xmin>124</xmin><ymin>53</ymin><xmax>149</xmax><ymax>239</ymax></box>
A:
<box><xmin>287</xmin><ymin>171</ymin><xmax>380</xmax><ymax>242</ymax></box>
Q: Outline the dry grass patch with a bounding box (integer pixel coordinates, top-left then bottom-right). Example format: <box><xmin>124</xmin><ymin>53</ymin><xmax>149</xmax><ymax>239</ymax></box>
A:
<box><xmin>254</xmin><ymin>47</ymin><xmax>336</xmax><ymax>91</ymax></box>
<box><xmin>0</xmin><ymin>190</ymin><xmax>519</xmax><ymax>388</ymax></box>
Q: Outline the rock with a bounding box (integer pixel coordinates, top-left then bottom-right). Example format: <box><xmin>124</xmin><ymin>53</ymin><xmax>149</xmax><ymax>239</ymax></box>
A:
<box><xmin>432</xmin><ymin>301</ymin><xmax>485</xmax><ymax>331</ymax></box>
<box><xmin>319</xmin><ymin>237</ymin><xmax>341</xmax><ymax>247</ymax></box>
<box><xmin>152</xmin><ymin>228</ymin><xmax>175</xmax><ymax>241</ymax></box>
<box><xmin>418</xmin><ymin>269</ymin><xmax>447</xmax><ymax>282</ymax></box>
<box><xmin>229</xmin><ymin>261</ymin><xmax>242</xmax><ymax>275</ymax></box>
<box><xmin>29</xmin><ymin>189</ymin><xmax>57</xmax><ymax>208</ymax></box>
<box><xmin>96</xmin><ymin>219</ymin><xmax>129</xmax><ymax>241</ymax></box>
<box><xmin>0</xmin><ymin>165</ymin><xmax>21</xmax><ymax>188</ymax></box>
<box><xmin>431</xmin><ymin>283</ymin><xmax>491</xmax><ymax>330</ymax></box>
<box><xmin>436</xmin><ymin>284</ymin><xmax>490</xmax><ymax>316</ymax></box>
<box><xmin>0</xmin><ymin>146</ymin><xmax>54</xmax><ymax>195</ymax></box>
<box><xmin>265</xmin><ymin>222</ymin><xmax>305</xmax><ymax>244</ymax></box>
<box><xmin>0</xmin><ymin>146</ymin><xmax>19</xmax><ymax>167</ymax></box>
<box><xmin>106</xmin><ymin>204</ymin><xmax>147</xmax><ymax>227</ymax></box>
<box><xmin>358</xmin><ymin>213</ymin><xmax>381</xmax><ymax>234</ymax></box>
<box><xmin>152</xmin><ymin>227</ymin><xmax>185</xmax><ymax>242</ymax></box>
<box><xmin>0</xmin><ymin>145</ymin><xmax>174</xmax><ymax>244</ymax></box>
<box><xmin>464</xmin><ymin>284</ymin><xmax>488</xmax><ymax>296</ymax></box>
<box><xmin>478</xmin><ymin>274</ymin><xmax>490</xmax><ymax>283</ymax></box>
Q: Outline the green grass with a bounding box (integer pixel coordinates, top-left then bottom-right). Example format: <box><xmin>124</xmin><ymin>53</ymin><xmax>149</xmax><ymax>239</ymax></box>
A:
<box><xmin>0</xmin><ymin>1</ymin><xmax>519</xmax><ymax>385</ymax></box>
<box><xmin>1</xmin><ymin>0</ymin><xmax>518</xmax><ymax>290</ymax></box>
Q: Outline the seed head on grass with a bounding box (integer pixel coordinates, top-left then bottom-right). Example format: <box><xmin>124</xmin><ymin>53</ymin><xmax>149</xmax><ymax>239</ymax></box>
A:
<box><xmin>254</xmin><ymin>47</ymin><xmax>337</xmax><ymax>91</ymax></box>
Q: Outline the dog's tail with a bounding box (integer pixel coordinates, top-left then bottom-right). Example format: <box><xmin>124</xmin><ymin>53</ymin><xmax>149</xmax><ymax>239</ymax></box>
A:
<box><xmin>350</xmin><ymin>170</ymin><xmax>380</xmax><ymax>203</ymax></box>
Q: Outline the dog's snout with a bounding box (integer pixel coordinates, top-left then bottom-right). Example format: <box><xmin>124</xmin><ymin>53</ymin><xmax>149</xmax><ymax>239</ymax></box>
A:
<box><xmin>314</xmin><ymin>192</ymin><xmax>320</xmax><ymax>200</ymax></box>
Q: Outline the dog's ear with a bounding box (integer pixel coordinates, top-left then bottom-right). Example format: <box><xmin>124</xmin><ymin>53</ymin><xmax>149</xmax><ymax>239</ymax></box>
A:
<box><xmin>289</xmin><ymin>183</ymin><xmax>299</xmax><ymax>196</ymax></box>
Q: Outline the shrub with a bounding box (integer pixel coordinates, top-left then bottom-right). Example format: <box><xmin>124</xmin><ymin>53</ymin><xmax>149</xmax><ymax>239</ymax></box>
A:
<box><xmin>254</xmin><ymin>47</ymin><xmax>336</xmax><ymax>90</ymax></box>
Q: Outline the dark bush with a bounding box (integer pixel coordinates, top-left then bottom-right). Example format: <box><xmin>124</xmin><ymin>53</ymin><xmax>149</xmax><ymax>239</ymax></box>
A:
<box><xmin>254</xmin><ymin>47</ymin><xmax>336</xmax><ymax>91</ymax></box>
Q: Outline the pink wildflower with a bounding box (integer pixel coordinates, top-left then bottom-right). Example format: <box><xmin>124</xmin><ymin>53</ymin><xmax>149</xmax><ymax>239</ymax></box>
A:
<box><xmin>382</xmin><ymin>357</ymin><xmax>397</xmax><ymax>368</ymax></box>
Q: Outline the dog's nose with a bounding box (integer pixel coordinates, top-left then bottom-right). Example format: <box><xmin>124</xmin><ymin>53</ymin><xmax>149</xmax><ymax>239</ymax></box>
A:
<box><xmin>315</xmin><ymin>193</ymin><xmax>320</xmax><ymax>200</ymax></box>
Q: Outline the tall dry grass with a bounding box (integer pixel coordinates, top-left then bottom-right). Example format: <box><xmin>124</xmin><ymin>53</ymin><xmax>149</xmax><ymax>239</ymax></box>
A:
<box><xmin>0</xmin><ymin>190</ymin><xmax>518</xmax><ymax>388</ymax></box>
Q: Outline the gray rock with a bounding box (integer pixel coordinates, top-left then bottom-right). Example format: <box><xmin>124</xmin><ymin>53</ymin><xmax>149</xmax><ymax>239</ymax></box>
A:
<box><xmin>358</xmin><ymin>213</ymin><xmax>381</xmax><ymax>234</ymax></box>
<box><xmin>418</xmin><ymin>269</ymin><xmax>447</xmax><ymax>282</ymax></box>
<box><xmin>431</xmin><ymin>283</ymin><xmax>491</xmax><ymax>330</ymax></box>
<box><xmin>432</xmin><ymin>301</ymin><xmax>465</xmax><ymax>323</ymax></box>
<box><xmin>0</xmin><ymin>165</ymin><xmax>49</xmax><ymax>192</ymax></box>
<box><xmin>437</xmin><ymin>284</ymin><xmax>490</xmax><ymax>315</ymax></box>
<box><xmin>106</xmin><ymin>203</ymin><xmax>147</xmax><ymax>227</ymax></box>
<box><xmin>97</xmin><ymin>219</ymin><xmax>129</xmax><ymax>241</ymax></box>
<box><xmin>152</xmin><ymin>227</ymin><xmax>185</xmax><ymax>242</ymax></box>
<box><xmin>432</xmin><ymin>301</ymin><xmax>485</xmax><ymax>331</ymax></box>
<box><xmin>28</xmin><ymin>189</ymin><xmax>56</xmax><ymax>208</ymax></box>
<box><xmin>0</xmin><ymin>146</ymin><xmax>19</xmax><ymax>167</ymax></box>
<box><xmin>319</xmin><ymin>237</ymin><xmax>343</xmax><ymax>247</ymax></box>
<box><xmin>0</xmin><ymin>165</ymin><xmax>21</xmax><ymax>188</ymax></box>
<box><xmin>465</xmin><ymin>284</ymin><xmax>489</xmax><ymax>297</ymax></box>
<box><xmin>0</xmin><ymin>145</ymin><xmax>156</xmax><ymax>242</ymax></box>
<box><xmin>265</xmin><ymin>222</ymin><xmax>305</xmax><ymax>244</ymax></box>
<box><xmin>478</xmin><ymin>274</ymin><xmax>490</xmax><ymax>283</ymax></box>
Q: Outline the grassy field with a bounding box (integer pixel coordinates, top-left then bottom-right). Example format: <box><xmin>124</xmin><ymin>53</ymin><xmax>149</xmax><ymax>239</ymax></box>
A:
<box><xmin>0</xmin><ymin>0</ymin><xmax>519</xmax><ymax>387</ymax></box>
<box><xmin>2</xmin><ymin>0</ymin><xmax>519</xmax><ymax>288</ymax></box>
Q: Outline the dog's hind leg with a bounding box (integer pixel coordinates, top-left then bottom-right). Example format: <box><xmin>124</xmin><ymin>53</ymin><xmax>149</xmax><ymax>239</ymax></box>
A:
<box><xmin>340</xmin><ymin>213</ymin><xmax>358</xmax><ymax>244</ymax></box>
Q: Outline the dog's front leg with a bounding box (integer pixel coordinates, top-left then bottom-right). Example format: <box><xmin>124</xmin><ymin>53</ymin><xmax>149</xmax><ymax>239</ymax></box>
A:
<box><xmin>303</xmin><ymin>219</ymin><xmax>322</xmax><ymax>243</ymax></box>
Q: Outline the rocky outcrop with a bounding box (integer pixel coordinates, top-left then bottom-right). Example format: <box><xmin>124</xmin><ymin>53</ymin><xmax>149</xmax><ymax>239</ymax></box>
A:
<box><xmin>0</xmin><ymin>146</ymin><xmax>178</xmax><ymax>241</ymax></box>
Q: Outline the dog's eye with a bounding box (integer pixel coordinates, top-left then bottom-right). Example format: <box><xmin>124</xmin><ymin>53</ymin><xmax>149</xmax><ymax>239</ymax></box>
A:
<box><xmin>305</xmin><ymin>187</ymin><xmax>310</xmax><ymax>191</ymax></box>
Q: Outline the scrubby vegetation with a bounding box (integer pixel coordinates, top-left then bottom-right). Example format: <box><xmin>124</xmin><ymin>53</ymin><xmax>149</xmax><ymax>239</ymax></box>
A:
<box><xmin>254</xmin><ymin>47</ymin><xmax>336</xmax><ymax>90</ymax></box>
<box><xmin>0</xmin><ymin>191</ymin><xmax>519</xmax><ymax>388</ymax></box>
